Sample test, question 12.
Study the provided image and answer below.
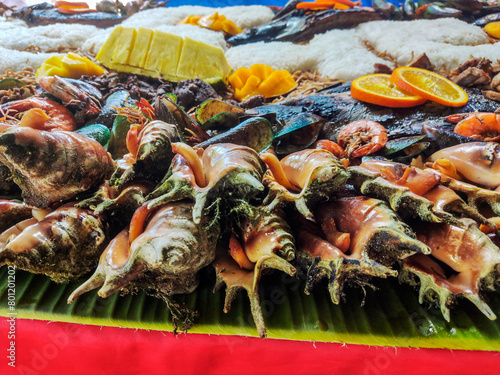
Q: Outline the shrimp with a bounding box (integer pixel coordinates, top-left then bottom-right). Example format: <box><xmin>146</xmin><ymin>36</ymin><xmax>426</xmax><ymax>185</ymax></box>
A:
<box><xmin>451</xmin><ymin>113</ymin><xmax>500</xmax><ymax>142</ymax></box>
<box><xmin>38</xmin><ymin>76</ymin><xmax>101</xmax><ymax>121</ymax></box>
<box><xmin>337</xmin><ymin>120</ymin><xmax>388</xmax><ymax>158</ymax></box>
<box><xmin>312</xmin><ymin>139</ymin><xmax>345</xmax><ymax>158</ymax></box>
<box><xmin>1</xmin><ymin>96</ymin><xmax>77</xmax><ymax>131</ymax></box>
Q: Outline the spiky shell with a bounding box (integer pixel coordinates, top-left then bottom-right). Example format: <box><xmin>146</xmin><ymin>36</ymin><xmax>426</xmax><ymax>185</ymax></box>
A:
<box><xmin>214</xmin><ymin>206</ymin><xmax>296</xmax><ymax>338</ymax></box>
<box><xmin>0</xmin><ymin>127</ymin><xmax>114</xmax><ymax>208</ymax></box>
<box><xmin>263</xmin><ymin>149</ymin><xmax>349</xmax><ymax>219</ymax></box>
<box><xmin>297</xmin><ymin>197</ymin><xmax>430</xmax><ymax>304</ymax></box>
<box><xmin>0</xmin><ymin>204</ymin><xmax>107</xmax><ymax>282</ymax></box>
<box><xmin>69</xmin><ymin>201</ymin><xmax>220</xmax><ymax>302</ymax></box>
<box><xmin>400</xmin><ymin>218</ymin><xmax>500</xmax><ymax>321</ymax></box>
<box><xmin>148</xmin><ymin>143</ymin><xmax>266</xmax><ymax>224</ymax></box>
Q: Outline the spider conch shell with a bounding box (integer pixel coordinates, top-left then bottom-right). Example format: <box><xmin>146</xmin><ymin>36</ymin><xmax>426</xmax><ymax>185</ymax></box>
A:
<box><xmin>0</xmin><ymin>127</ymin><xmax>114</xmax><ymax>208</ymax></box>
<box><xmin>400</xmin><ymin>218</ymin><xmax>500</xmax><ymax>321</ymax></box>
<box><xmin>297</xmin><ymin>197</ymin><xmax>430</xmax><ymax>304</ymax></box>
<box><xmin>0</xmin><ymin>204</ymin><xmax>107</xmax><ymax>282</ymax></box>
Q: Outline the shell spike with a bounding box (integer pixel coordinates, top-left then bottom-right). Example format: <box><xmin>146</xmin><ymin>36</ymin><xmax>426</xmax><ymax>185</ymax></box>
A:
<box><xmin>98</xmin><ymin>278</ymin><xmax>125</xmax><ymax>299</ymax></box>
<box><xmin>193</xmin><ymin>191</ymin><xmax>209</xmax><ymax>224</ymax></box>
<box><xmin>67</xmin><ymin>272</ymin><xmax>105</xmax><ymax>304</ymax></box>
<box><xmin>234</xmin><ymin>172</ymin><xmax>265</xmax><ymax>193</ymax></box>
<box><xmin>248</xmin><ymin>290</ymin><xmax>267</xmax><ymax>339</ymax></box>
<box><xmin>253</xmin><ymin>255</ymin><xmax>296</xmax><ymax>292</ymax></box>
<box><xmin>465</xmin><ymin>294</ymin><xmax>497</xmax><ymax>321</ymax></box>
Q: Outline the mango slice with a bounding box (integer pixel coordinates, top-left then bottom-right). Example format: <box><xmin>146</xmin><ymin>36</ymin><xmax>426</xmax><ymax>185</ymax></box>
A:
<box><xmin>228</xmin><ymin>64</ymin><xmax>297</xmax><ymax>101</ymax></box>
<box><xmin>36</xmin><ymin>52</ymin><xmax>106</xmax><ymax>81</ymax></box>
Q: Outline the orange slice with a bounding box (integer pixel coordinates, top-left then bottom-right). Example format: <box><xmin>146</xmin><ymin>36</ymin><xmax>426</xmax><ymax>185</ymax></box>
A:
<box><xmin>351</xmin><ymin>74</ymin><xmax>427</xmax><ymax>108</ymax></box>
<box><xmin>485</xmin><ymin>21</ymin><xmax>500</xmax><ymax>39</ymax></box>
<box><xmin>390</xmin><ymin>67</ymin><xmax>468</xmax><ymax>107</ymax></box>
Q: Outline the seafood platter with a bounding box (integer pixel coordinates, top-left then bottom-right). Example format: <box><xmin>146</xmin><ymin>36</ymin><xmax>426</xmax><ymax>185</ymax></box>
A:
<box><xmin>1</xmin><ymin>0</ymin><xmax>500</xmax><ymax>353</ymax></box>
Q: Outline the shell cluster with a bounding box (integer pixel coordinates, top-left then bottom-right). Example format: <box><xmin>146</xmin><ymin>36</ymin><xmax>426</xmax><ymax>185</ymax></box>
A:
<box><xmin>1</xmin><ymin>75</ymin><xmax>500</xmax><ymax>338</ymax></box>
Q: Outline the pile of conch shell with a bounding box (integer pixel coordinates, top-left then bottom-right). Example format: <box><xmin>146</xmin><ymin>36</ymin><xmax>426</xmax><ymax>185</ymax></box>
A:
<box><xmin>1</xmin><ymin>79</ymin><xmax>500</xmax><ymax>338</ymax></box>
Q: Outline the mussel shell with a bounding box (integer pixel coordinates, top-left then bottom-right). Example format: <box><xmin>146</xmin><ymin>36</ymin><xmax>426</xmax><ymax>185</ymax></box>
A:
<box><xmin>88</xmin><ymin>90</ymin><xmax>134</xmax><ymax>128</ymax></box>
<box><xmin>273</xmin><ymin>113</ymin><xmax>324</xmax><ymax>155</ymax></box>
<box><xmin>383</xmin><ymin>135</ymin><xmax>426</xmax><ymax>156</ymax></box>
<box><xmin>195</xmin><ymin>99</ymin><xmax>244</xmax><ymax>125</ymax></box>
<box><xmin>201</xmin><ymin>112</ymin><xmax>243</xmax><ymax>131</ymax></box>
<box><xmin>0</xmin><ymin>78</ymin><xmax>26</xmax><ymax>90</ymax></box>
<box><xmin>423</xmin><ymin>5</ymin><xmax>462</xmax><ymax>19</ymax></box>
<box><xmin>155</xmin><ymin>96</ymin><xmax>207</xmax><ymax>141</ymax></box>
<box><xmin>198</xmin><ymin>117</ymin><xmax>274</xmax><ymax>153</ymax></box>
<box><xmin>473</xmin><ymin>12</ymin><xmax>500</xmax><ymax>26</ymax></box>
<box><xmin>441</xmin><ymin>0</ymin><xmax>483</xmax><ymax>11</ymax></box>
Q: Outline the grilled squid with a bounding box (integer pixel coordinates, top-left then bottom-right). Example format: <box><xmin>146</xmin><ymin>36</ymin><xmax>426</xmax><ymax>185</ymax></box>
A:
<box><xmin>297</xmin><ymin>197</ymin><xmax>430</xmax><ymax>304</ymax></box>
<box><xmin>0</xmin><ymin>127</ymin><xmax>114</xmax><ymax>208</ymax></box>
<box><xmin>0</xmin><ymin>204</ymin><xmax>107</xmax><ymax>282</ymax></box>
<box><xmin>148</xmin><ymin>143</ymin><xmax>266</xmax><ymax>223</ymax></box>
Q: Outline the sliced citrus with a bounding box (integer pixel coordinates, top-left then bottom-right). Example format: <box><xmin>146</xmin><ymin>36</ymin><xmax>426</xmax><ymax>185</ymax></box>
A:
<box><xmin>485</xmin><ymin>21</ymin><xmax>500</xmax><ymax>39</ymax></box>
<box><xmin>350</xmin><ymin>74</ymin><xmax>427</xmax><ymax>108</ymax></box>
<box><xmin>390</xmin><ymin>67</ymin><xmax>468</xmax><ymax>107</ymax></box>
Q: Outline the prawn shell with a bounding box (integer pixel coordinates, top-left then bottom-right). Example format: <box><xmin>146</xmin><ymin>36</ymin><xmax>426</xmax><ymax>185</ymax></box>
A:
<box><xmin>0</xmin><ymin>205</ymin><xmax>107</xmax><ymax>282</ymax></box>
<box><xmin>0</xmin><ymin>127</ymin><xmax>115</xmax><ymax>208</ymax></box>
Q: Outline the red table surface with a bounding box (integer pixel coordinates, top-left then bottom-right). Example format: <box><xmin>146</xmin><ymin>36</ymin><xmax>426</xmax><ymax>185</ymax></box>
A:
<box><xmin>1</xmin><ymin>317</ymin><xmax>500</xmax><ymax>375</ymax></box>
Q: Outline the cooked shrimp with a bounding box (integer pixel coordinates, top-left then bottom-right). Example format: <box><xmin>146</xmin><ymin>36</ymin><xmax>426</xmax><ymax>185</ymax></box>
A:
<box><xmin>452</xmin><ymin>113</ymin><xmax>500</xmax><ymax>142</ymax></box>
<box><xmin>38</xmin><ymin>76</ymin><xmax>100</xmax><ymax>120</ymax></box>
<box><xmin>1</xmin><ymin>96</ymin><xmax>77</xmax><ymax>131</ymax></box>
<box><xmin>312</xmin><ymin>139</ymin><xmax>345</xmax><ymax>158</ymax></box>
<box><xmin>337</xmin><ymin>120</ymin><xmax>388</xmax><ymax>158</ymax></box>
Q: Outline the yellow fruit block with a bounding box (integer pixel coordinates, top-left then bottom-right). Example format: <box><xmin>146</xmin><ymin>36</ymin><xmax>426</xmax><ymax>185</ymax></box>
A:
<box><xmin>96</xmin><ymin>26</ymin><xmax>122</xmax><ymax>64</ymax></box>
<box><xmin>176</xmin><ymin>37</ymin><xmax>231</xmax><ymax>83</ymax></box>
<box><xmin>485</xmin><ymin>21</ymin><xmax>500</xmax><ymax>39</ymax></box>
<box><xmin>96</xmin><ymin>27</ymin><xmax>231</xmax><ymax>83</ymax></box>
<box><xmin>144</xmin><ymin>31</ymin><xmax>183</xmax><ymax>80</ymax></box>
<box><xmin>129</xmin><ymin>27</ymin><xmax>153</xmax><ymax>68</ymax></box>
<box><xmin>112</xmin><ymin>27</ymin><xmax>137</xmax><ymax>65</ymax></box>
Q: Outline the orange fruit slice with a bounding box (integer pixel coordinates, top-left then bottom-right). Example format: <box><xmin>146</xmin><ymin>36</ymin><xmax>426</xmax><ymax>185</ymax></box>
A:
<box><xmin>390</xmin><ymin>67</ymin><xmax>468</xmax><ymax>107</ymax></box>
<box><xmin>485</xmin><ymin>21</ymin><xmax>500</xmax><ymax>39</ymax></box>
<box><xmin>351</xmin><ymin>74</ymin><xmax>427</xmax><ymax>108</ymax></box>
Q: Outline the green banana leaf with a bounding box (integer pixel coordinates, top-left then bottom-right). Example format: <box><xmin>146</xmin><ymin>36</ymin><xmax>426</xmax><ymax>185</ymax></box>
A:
<box><xmin>1</xmin><ymin>267</ymin><xmax>499</xmax><ymax>351</ymax></box>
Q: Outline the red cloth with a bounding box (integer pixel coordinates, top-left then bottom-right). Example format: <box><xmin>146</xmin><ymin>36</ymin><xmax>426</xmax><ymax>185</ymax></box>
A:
<box><xmin>1</xmin><ymin>317</ymin><xmax>499</xmax><ymax>375</ymax></box>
